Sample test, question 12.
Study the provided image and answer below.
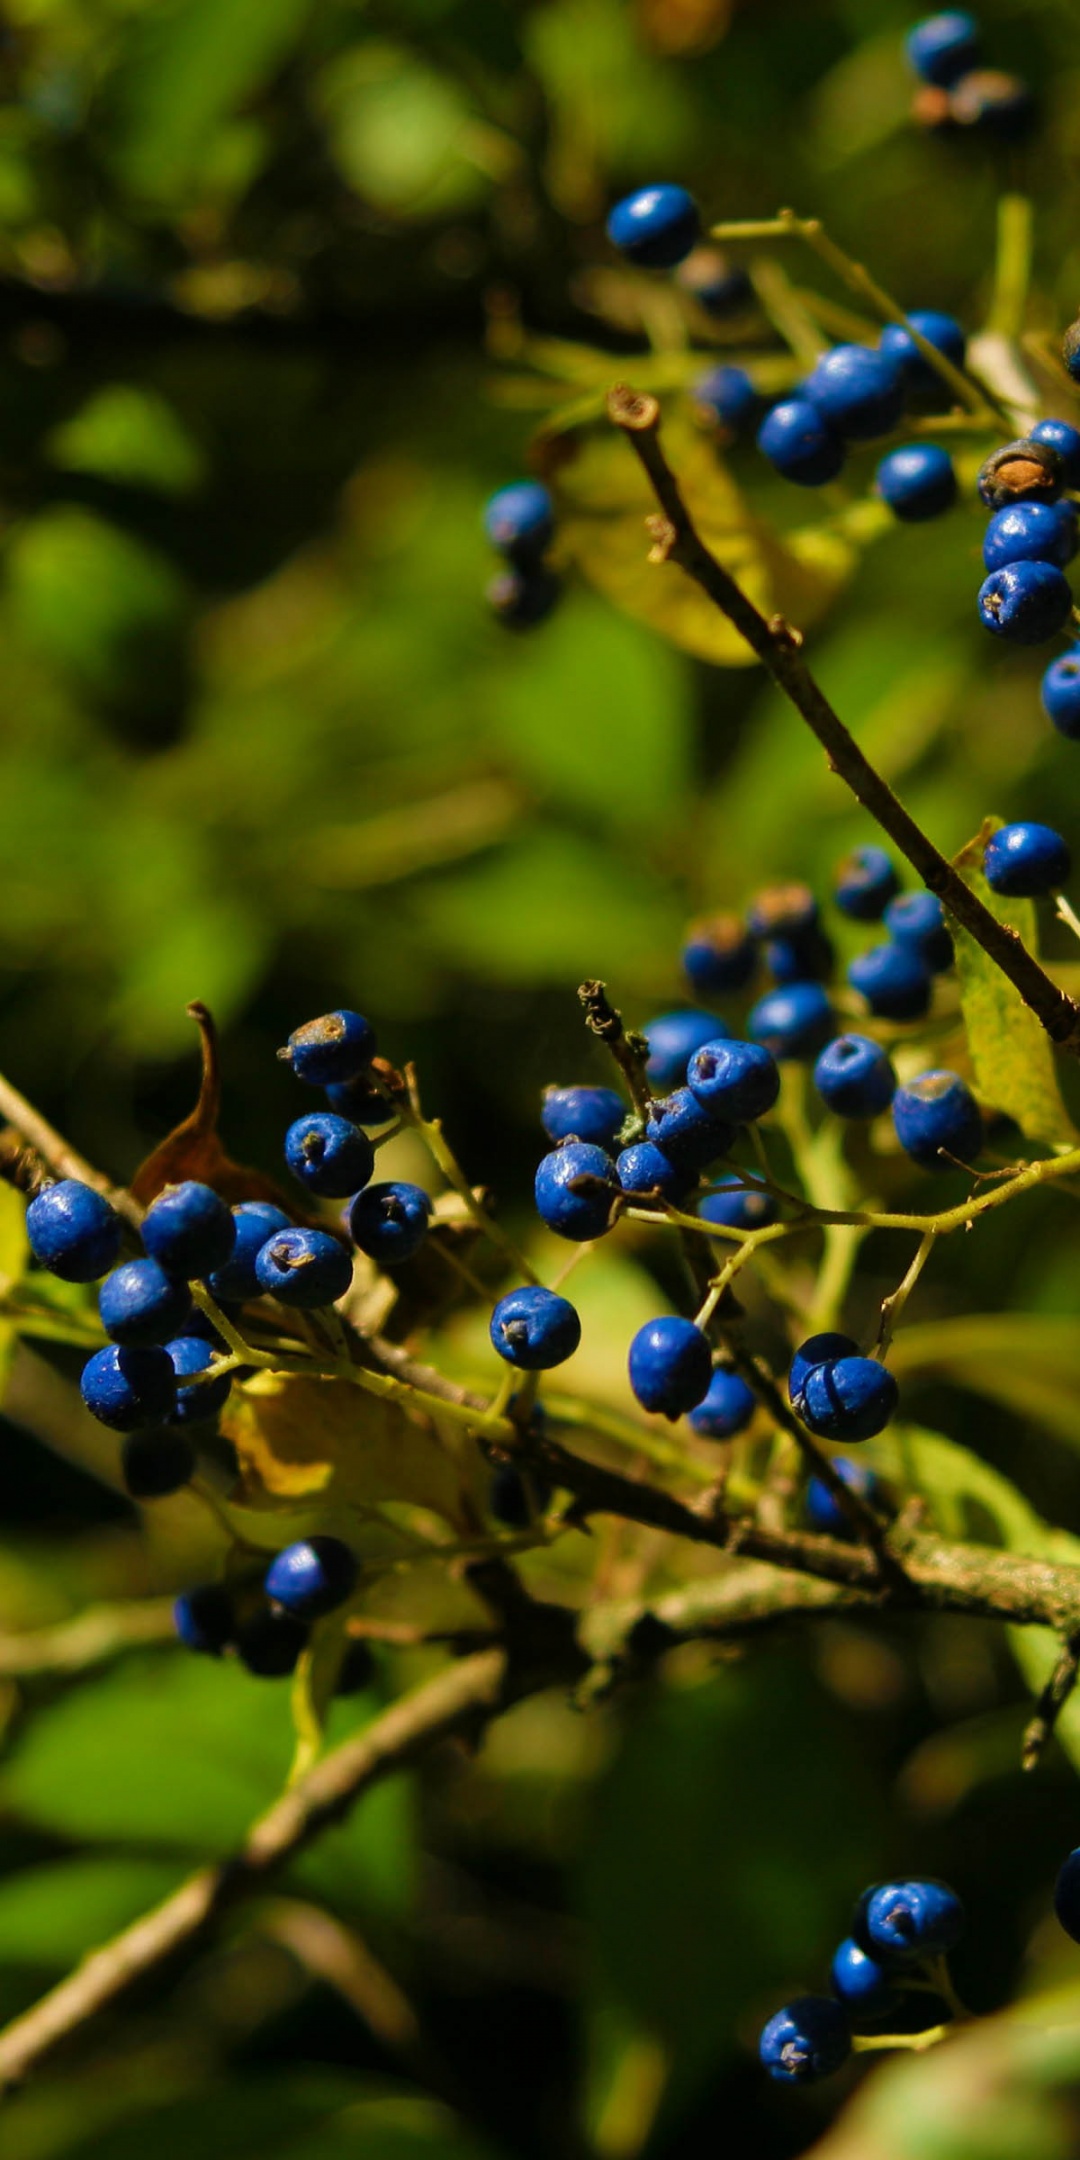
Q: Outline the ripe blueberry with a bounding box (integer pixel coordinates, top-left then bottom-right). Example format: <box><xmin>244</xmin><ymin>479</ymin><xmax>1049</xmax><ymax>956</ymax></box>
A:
<box><xmin>833</xmin><ymin>845</ymin><xmax>900</xmax><ymax>921</ymax></box>
<box><xmin>483</xmin><ymin>480</ymin><xmax>554</xmax><ymax>563</ymax></box>
<box><xmin>616</xmin><ymin>1142</ymin><xmax>694</xmax><ymax>1204</ymax></box>
<box><xmin>746</xmin><ymin>883</ymin><xmax>819</xmax><ymax>940</ymax></box>
<box><xmin>1032</xmin><ymin>418</ymin><xmax>1080</xmax><ymax>489</ymax></box>
<box><xmin>206</xmin><ymin>1202</ymin><xmax>292</xmax><ymax>1302</ymax></box>
<box><xmin>1042</xmin><ymin>652</ymin><xmax>1080</xmax><ymax>741</ymax></box>
<box><xmin>788</xmin><ymin>1333</ymin><xmax>859</xmax><ymax>1404</ymax></box>
<box><xmin>280</xmin><ymin>1010</ymin><xmax>377</xmax><ymax>1087</ymax></box>
<box><xmin>697</xmin><ymin>1177</ymin><xmax>778</xmax><ymax>1231</ymax></box>
<box><xmin>682</xmin><ymin>913</ymin><xmax>757</xmax><ymax>996</ymax></box>
<box><xmin>644</xmin><ymin>1088</ymin><xmax>734</xmax><ymax>1170</ymax></box>
<box><xmin>174</xmin><ymin>1583</ymin><xmax>235</xmax><ymax>1656</ymax></box>
<box><xmin>757</xmin><ymin>399</ymin><xmax>845</xmax><ymax>486</ymax></box>
<box><xmin>80</xmin><ymin>1343</ymin><xmax>177</xmax><ymax>1430</ymax></box>
<box><xmin>983</xmin><ymin>821</ymin><xmax>1071</xmax><ymax>897</ymax></box>
<box><xmin>686</xmin><ymin>1038</ymin><xmax>780</xmax><ymax>1124</ymax></box>
<box><xmin>978</xmin><ymin>438</ymin><xmax>1063</xmax><ymax>511</ymax></box>
<box><xmin>688</xmin><ymin>1366</ymin><xmax>756</xmax><ymax>1438</ymax></box>
<box><xmin>265</xmin><ymin>1535</ymin><xmax>358</xmax><ymax>1619</ymax></box>
<box><xmin>748</xmin><ymin>982</ymin><xmax>834</xmax><ymax>1060</ymax></box>
<box><xmin>325</xmin><ymin>1074</ymin><xmax>396</xmax><ymax>1127</ymax></box>
<box><xmin>692</xmin><ymin>364</ymin><xmax>759</xmax><ymax>431</ymax></box>
<box><xmin>541</xmin><ymin>1085</ymin><xmax>626</xmax><ymax>1149</ymax></box>
<box><xmin>254</xmin><ymin>1227</ymin><xmax>354</xmax><ymax>1306</ymax></box>
<box><xmin>983</xmin><ymin>501</ymin><xmax>1078</xmax><ymax>573</ymax></box>
<box><xmin>853</xmin><ymin>1879</ymin><xmax>964</xmax><ymax>1964</ymax></box>
<box><xmin>99</xmin><ymin>1259</ymin><xmax>192</xmax><ymax>1347</ymax></box>
<box><xmin>605</xmin><ymin>184</ymin><xmax>700</xmax><ymax>269</ymax></box>
<box><xmin>806</xmin><ymin>1458</ymin><xmax>883</xmax><ymax>1538</ymax></box>
<box><xmin>879</xmin><ymin>310</ymin><xmax>966</xmax><ymax>391</ymax></box>
<box><xmin>487</xmin><ymin>566</ymin><xmax>561</xmax><ymax>630</ymax></box>
<box><xmin>798</xmin><ymin>1355</ymin><xmax>899</xmax><ymax>1442</ymax></box>
<box><xmin>893</xmin><ymin>1070</ymin><xmax>982</xmax><ymax>1169</ymax></box>
<box><xmin>830</xmin><ymin>1936</ymin><xmax>900</xmax><ymax>2016</ymax></box>
<box><xmin>490</xmin><ymin>1285</ymin><xmax>581</xmax><ymax>1370</ymax></box>
<box><xmin>348</xmin><ymin>1180</ymin><xmax>432</xmax><ymax>1265</ymax></box>
<box><xmin>26</xmin><ymin>1179</ymin><xmax>122</xmax><ymax>1283</ymax></box>
<box><xmin>534</xmin><ymin>1141</ymin><xmax>619</xmax><ymax>1241</ymax></box>
<box><xmin>166</xmin><ymin>1335</ymin><xmax>233</xmax><ymax>1423</ymax></box>
<box><xmin>883</xmin><ymin>890</ymin><xmax>953</xmax><ymax>972</ymax></box>
<box><xmin>758</xmin><ymin>1996</ymin><xmax>851</xmax><ymax>2083</ymax></box>
<box><xmin>804</xmin><ymin>344</ymin><xmax>905</xmax><ymax>441</ymax></box>
<box><xmin>1064</xmin><ymin>320</ymin><xmax>1080</xmax><ymax>386</ymax></box>
<box><xmin>121</xmin><ymin>1428</ymin><xmax>196</xmax><ymax>1499</ymax></box>
<box><xmin>285</xmin><ymin>1112</ymin><xmax>375</xmax><ymax>1199</ymax></box>
<box><xmin>236</xmin><ymin>1606</ymin><xmax>309</xmax><ymax>1678</ymax></box>
<box><xmin>848</xmin><ymin>940</ymin><xmax>931</xmax><ymax>1021</ymax></box>
<box><xmin>876</xmin><ymin>441</ymin><xmax>957</xmax><ymax>521</ymax></box>
<box><xmin>628</xmin><ymin>1317</ymin><xmax>713</xmax><ymax>1418</ymax></box>
<box><xmin>978</xmin><ymin>560</ymin><xmax>1073</xmax><ymax>644</ymax></box>
<box><xmin>644</xmin><ymin>1009</ymin><xmax>728</xmax><ymax>1089</ymax></box>
<box><xmin>905</xmin><ymin>12</ymin><xmax>980</xmax><ymax>87</ymax></box>
<box><xmin>814</xmin><ymin>1035</ymin><xmax>896</xmax><ymax>1118</ymax></box>
<box><xmin>142</xmin><ymin>1181</ymin><xmax>236</xmax><ymax>1279</ymax></box>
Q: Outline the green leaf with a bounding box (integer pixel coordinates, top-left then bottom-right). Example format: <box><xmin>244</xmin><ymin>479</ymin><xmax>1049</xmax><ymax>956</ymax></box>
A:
<box><xmin>47</xmin><ymin>387</ymin><xmax>206</xmax><ymax>498</ymax></box>
<box><xmin>891</xmin><ymin>1317</ymin><xmax>1080</xmax><ymax>1453</ymax></box>
<box><xmin>6</xmin><ymin>509</ymin><xmax>187</xmax><ymax>700</ymax></box>
<box><xmin>416</xmin><ymin>826</ymin><xmax>682</xmax><ymax>985</ymax></box>
<box><xmin>105</xmin><ymin>0</ymin><xmax>314</xmax><ymax>202</ymax></box>
<box><xmin>0</xmin><ymin>1856</ymin><xmax>183</xmax><ymax>1968</ymax></box>
<box><xmin>951</xmin><ymin>821</ymin><xmax>1077</xmax><ymax>1149</ymax></box>
<box><xmin>51</xmin><ymin>2081</ymin><xmax>502</xmax><ymax>2160</ymax></box>
<box><xmin>315</xmin><ymin>44</ymin><xmax>509</xmax><ymax>218</ymax></box>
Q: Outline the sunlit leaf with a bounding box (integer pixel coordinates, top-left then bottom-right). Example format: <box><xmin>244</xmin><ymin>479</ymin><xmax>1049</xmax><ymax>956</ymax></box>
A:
<box><xmin>0</xmin><ymin>1855</ymin><xmax>183</xmax><ymax>1967</ymax></box>
<box><xmin>105</xmin><ymin>0</ymin><xmax>313</xmax><ymax>202</ymax></box>
<box><xmin>951</xmin><ymin>821</ymin><xmax>1077</xmax><ymax>1149</ymax></box>
<box><xmin>891</xmin><ymin>1317</ymin><xmax>1080</xmax><ymax>1453</ymax></box>
<box><xmin>46</xmin><ymin>386</ymin><xmax>206</xmax><ymax>498</ymax></box>
<box><xmin>223</xmin><ymin>1371</ymin><xmax>481</xmax><ymax>1529</ymax></box>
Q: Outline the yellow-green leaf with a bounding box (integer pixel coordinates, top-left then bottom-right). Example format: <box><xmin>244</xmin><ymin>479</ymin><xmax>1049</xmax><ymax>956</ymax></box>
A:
<box><xmin>222</xmin><ymin>1372</ymin><xmax>481</xmax><ymax>1530</ymax></box>
<box><xmin>951</xmin><ymin>819</ymin><xmax>1077</xmax><ymax>1148</ymax></box>
<box><xmin>549</xmin><ymin>413</ymin><xmax>853</xmax><ymax>668</ymax></box>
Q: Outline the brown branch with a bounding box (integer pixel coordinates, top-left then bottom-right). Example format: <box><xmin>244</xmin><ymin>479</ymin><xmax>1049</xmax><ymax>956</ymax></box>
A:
<box><xmin>606</xmin><ymin>385</ymin><xmax>1080</xmax><ymax>1057</ymax></box>
<box><xmin>577</xmin><ymin>978</ymin><xmax>653</xmax><ymax>1117</ymax></box>
<box><xmin>1022</xmin><ymin>1631</ymin><xmax>1080</xmax><ymax>1770</ymax></box>
<box><xmin>0</xmin><ymin>1601</ymin><xmax>175</xmax><ymax>1678</ymax></box>
<box><xmin>0</xmin><ymin>1073</ymin><xmax>143</xmax><ymax>1230</ymax></box>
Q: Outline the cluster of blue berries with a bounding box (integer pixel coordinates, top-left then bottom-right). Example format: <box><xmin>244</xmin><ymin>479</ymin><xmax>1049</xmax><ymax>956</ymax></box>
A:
<box><xmin>906</xmin><ymin>12</ymin><xmax>1035</xmax><ymax>141</ymax></box>
<box><xmin>760</xmin><ymin>1876</ymin><xmax>965</xmax><ymax>2083</ymax></box>
<box><xmin>975</xmin><ymin>434</ymin><xmax>1080</xmax><ymax>647</ymax></box>
<box><xmin>483</xmin><ymin>479</ymin><xmax>559</xmax><ymax>630</ymax></box>
<box><xmin>174</xmin><ymin>1536</ymin><xmax>371</xmax><ymax>1685</ymax></box>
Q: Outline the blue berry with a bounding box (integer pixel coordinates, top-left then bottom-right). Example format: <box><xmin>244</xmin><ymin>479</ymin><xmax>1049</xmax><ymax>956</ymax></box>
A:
<box><xmin>762</xmin><ymin>927</ymin><xmax>834</xmax><ymax>984</ymax></box>
<box><xmin>693</xmin><ymin>364</ymin><xmax>759</xmax><ymax>431</ymax></box>
<box><xmin>80</xmin><ymin>1343</ymin><xmax>177</xmax><ymax>1430</ymax></box>
<box><xmin>830</xmin><ymin>1937</ymin><xmax>900</xmax><ymax>2017</ymax></box>
<box><xmin>120</xmin><ymin>1428</ymin><xmax>196</xmax><ymax>1498</ymax></box>
<box><xmin>348</xmin><ymin>1180</ymin><xmax>432</xmax><ymax>1265</ymax></box>
<box><xmin>628</xmin><ymin>1316</ymin><xmax>713</xmax><ymax>1418</ymax></box>
<box><xmin>205</xmin><ymin>1202</ymin><xmax>292</xmax><ymax>1302</ymax></box>
<box><xmin>483</xmin><ymin>480</ymin><xmax>554</xmax><ymax>563</ymax></box>
<box><xmin>253</xmin><ymin>1227</ymin><xmax>354</xmax><ymax>1306</ymax></box>
<box><xmin>759</xmin><ymin>1996</ymin><xmax>851</xmax><ymax>2083</ymax></box>
<box><xmin>142</xmin><ymin>1181</ymin><xmax>236</xmax><ymax>1279</ymax></box>
<box><xmin>804</xmin><ymin>344</ymin><xmax>905</xmax><ymax>441</ymax></box>
<box><xmin>324</xmin><ymin>1075</ymin><xmax>396</xmax><ymax>1126</ymax></box>
<box><xmin>675</xmin><ymin>248</ymin><xmax>753</xmax><ymax>317</ymax></box>
<box><xmin>814</xmin><ymin>1035</ymin><xmax>896</xmax><ymax>1118</ymax></box>
<box><xmin>166</xmin><ymin>1335</ymin><xmax>233</xmax><ymax>1423</ymax></box>
<box><xmin>541</xmin><ymin>1085</ymin><xmax>626</xmax><ymax>1149</ymax></box>
<box><xmin>979</xmin><ymin>560</ymin><xmax>1073</xmax><ymax>643</ymax></box>
<box><xmin>534</xmin><ymin>1142</ymin><xmax>619</xmax><ymax>1241</ymax></box>
<box><xmin>806</xmin><ymin>1458</ymin><xmax>883</xmax><ymax>1538</ymax></box>
<box><xmin>697</xmin><ymin>1177</ymin><xmax>778</xmax><ymax>1231</ymax></box>
<box><xmin>905</xmin><ymin>13</ymin><xmax>980</xmax><ymax>88</ymax></box>
<box><xmin>284</xmin><ymin>1112</ymin><xmax>375</xmax><ymax>1199</ymax></box>
<box><xmin>748</xmin><ymin>982</ymin><xmax>834</xmax><ymax>1061</ymax></box>
<box><xmin>98</xmin><ymin>1259</ymin><xmax>192</xmax><ymax>1348</ymax></box>
<box><xmin>687</xmin><ymin>1038</ymin><xmax>780</xmax><ymax>1124</ymax></box>
<box><xmin>983</xmin><ymin>501</ymin><xmax>1078</xmax><ymax>573</ymax></box>
<box><xmin>280</xmin><ymin>1010</ymin><xmax>377</xmax><ymax>1087</ymax></box>
<box><xmin>265</xmin><ymin>1535</ymin><xmax>358</xmax><ymax>1619</ymax></box>
<box><xmin>643</xmin><ymin>1088</ymin><xmax>733</xmax><ymax>1171</ymax></box>
<box><xmin>747</xmin><ymin>886</ymin><xmax>819</xmax><ymax>944</ymax></box>
<box><xmin>883</xmin><ymin>891</ymin><xmax>953</xmax><ymax>972</ymax></box>
<box><xmin>875</xmin><ymin>442</ymin><xmax>957</xmax><ymax>520</ymax></box>
<box><xmin>490</xmin><ymin>1461</ymin><xmax>552</xmax><ymax>1527</ymax></box>
<box><xmin>1031</xmin><ymin>418</ymin><xmax>1080</xmax><ymax>489</ymax></box>
<box><xmin>644</xmin><ymin>1010</ymin><xmax>728</xmax><ymax>1089</ymax></box>
<box><xmin>848</xmin><ymin>940</ymin><xmax>931</xmax><ymax>1021</ymax></box>
<box><xmin>983</xmin><ymin>821</ymin><xmax>1071</xmax><ymax>897</ymax></box>
<box><xmin>174</xmin><ymin>1583</ymin><xmax>235</xmax><ymax>1656</ymax></box>
<box><xmin>1042</xmin><ymin>651</ymin><xmax>1080</xmax><ymax>739</ymax></box>
<box><xmin>1054</xmin><ymin>1848</ymin><xmax>1080</xmax><ymax>1942</ymax></box>
<box><xmin>789</xmin><ymin>1333</ymin><xmax>859</xmax><ymax>1405</ymax></box>
<box><xmin>893</xmin><ymin>1070</ymin><xmax>982</xmax><ymax>1170</ymax></box>
<box><xmin>26</xmin><ymin>1179</ymin><xmax>122</xmax><ymax>1284</ymax></box>
<box><xmin>833</xmin><ymin>845</ymin><xmax>900</xmax><ymax>921</ymax></box>
<box><xmin>616</xmin><ymin>1142</ymin><xmax>694</xmax><ymax>1204</ymax></box>
<box><xmin>854</xmin><ymin>1879</ymin><xmax>964</xmax><ymax>1965</ymax></box>
<box><xmin>237</xmin><ymin>1606</ymin><xmax>309</xmax><ymax>1678</ymax></box>
<box><xmin>757</xmin><ymin>399</ymin><xmax>845</xmax><ymax>486</ymax></box>
<box><xmin>682</xmin><ymin>914</ymin><xmax>757</xmax><ymax>995</ymax></box>
<box><xmin>688</xmin><ymin>1366</ymin><xmax>756</xmax><ymax>1439</ymax></box>
<box><xmin>487</xmin><ymin>566</ymin><xmax>561</xmax><ymax>630</ymax></box>
<box><xmin>606</xmin><ymin>184</ymin><xmax>700</xmax><ymax>269</ymax></box>
<box><xmin>978</xmin><ymin>439</ymin><xmax>1063</xmax><ymax>511</ymax></box>
<box><xmin>489</xmin><ymin>1286</ymin><xmax>581</xmax><ymax>1370</ymax></box>
<box><xmin>798</xmin><ymin>1355</ymin><xmax>899</xmax><ymax>1442</ymax></box>
<box><xmin>879</xmin><ymin>310</ymin><xmax>966</xmax><ymax>391</ymax></box>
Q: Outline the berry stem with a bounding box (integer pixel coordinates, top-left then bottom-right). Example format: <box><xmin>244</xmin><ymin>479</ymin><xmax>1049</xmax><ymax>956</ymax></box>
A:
<box><xmin>875</xmin><ymin>1230</ymin><xmax>938</xmax><ymax>1358</ymax></box>
<box><xmin>606</xmin><ymin>386</ymin><xmax>1080</xmax><ymax>1059</ymax></box>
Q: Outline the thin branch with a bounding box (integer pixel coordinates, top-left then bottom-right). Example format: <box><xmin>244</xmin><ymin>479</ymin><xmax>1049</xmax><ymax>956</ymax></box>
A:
<box><xmin>1022</xmin><ymin>1631</ymin><xmax>1080</xmax><ymax>1771</ymax></box>
<box><xmin>0</xmin><ymin>1075</ymin><xmax>143</xmax><ymax>1230</ymax></box>
<box><xmin>0</xmin><ymin>1601</ymin><xmax>176</xmax><ymax>1678</ymax></box>
<box><xmin>577</xmin><ymin>978</ymin><xmax>652</xmax><ymax>1117</ymax></box>
<box><xmin>605</xmin><ymin>386</ymin><xmax>1080</xmax><ymax>1058</ymax></box>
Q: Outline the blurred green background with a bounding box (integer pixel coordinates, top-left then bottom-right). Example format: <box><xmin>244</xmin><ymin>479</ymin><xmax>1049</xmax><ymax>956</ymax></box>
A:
<box><xmin>4</xmin><ymin>0</ymin><xmax>1080</xmax><ymax>2155</ymax></box>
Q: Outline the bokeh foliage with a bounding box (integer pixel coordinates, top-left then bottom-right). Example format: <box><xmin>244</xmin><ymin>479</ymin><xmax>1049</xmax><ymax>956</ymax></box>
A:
<box><xmin>3</xmin><ymin>1</ymin><xmax>1080</xmax><ymax>2156</ymax></box>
